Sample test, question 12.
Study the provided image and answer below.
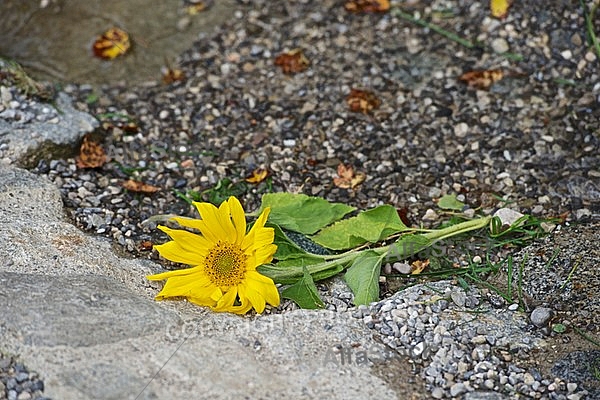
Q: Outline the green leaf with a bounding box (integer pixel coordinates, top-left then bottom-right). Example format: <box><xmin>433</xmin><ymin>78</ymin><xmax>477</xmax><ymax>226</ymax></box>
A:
<box><xmin>437</xmin><ymin>194</ymin><xmax>465</xmax><ymax>211</ymax></box>
<box><xmin>384</xmin><ymin>234</ymin><xmax>433</xmax><ymax>261</ymax></box>
<box><xmin>270</xmin><ymin>223</ymin><xmax>312</xmax><ymax>261</ymax></box>
<box><xmin>281</xmin><ymin>266</ymin><xmax>325</xmax><ymax>309</ymax></box>
<box><xmin>260</xmin><ymin>193</ymin><xmax>355</xmax><ymax>235</ymax></box>
<box><xmin>311</xmin><ymin>205</ymin><xmax>410</xmax><ymax>250</ymax></box>
<box><xmin>344</xmin><ymin>251</ymin><xmax>383</xmax><ymax>305</ymax></box>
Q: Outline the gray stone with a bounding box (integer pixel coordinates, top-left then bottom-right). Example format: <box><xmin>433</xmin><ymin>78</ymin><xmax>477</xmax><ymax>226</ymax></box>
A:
<box><xmin>449</xmin><ymin>382</ymin><xmax>466</xmax><ymax>396</ymax></box>
<box><xmin>464</xmin><ymin>391</ymin><xmax>509</xmax><ymax>400</ymax></box>
<box><xmin>530</xmin><ymin>307</ymin><xmax>554</xmax><ymax>328</ymax></box>
<box><xmin>0</xmin><ymin>272</ymin><xmax>181</xmax><ymax>347</ymax></box>
<box><xmin>0</xmin><ymin>92</ymin><xmax>98</xmax><ymax>167</ymax></box>
<box><xmin>450</xmin><ymin>290</ymin><xmax>466</xmax><ymax>307</ymax></box>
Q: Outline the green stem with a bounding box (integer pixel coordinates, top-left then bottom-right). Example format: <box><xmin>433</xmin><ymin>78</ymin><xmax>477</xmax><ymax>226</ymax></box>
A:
<box><xmin>263</xmin><ymin>216</ymin><xmax>491</xmax><ymax>284</ymax></box>
<box><xmin>391</xmin><ymin>8</ymin><xmax>476</xmax><ymax>49</ymax></box>
<box><xmin>423</xmin><ymin>216</ymin><xmax>491</xmax><ymax>242</ymax></box>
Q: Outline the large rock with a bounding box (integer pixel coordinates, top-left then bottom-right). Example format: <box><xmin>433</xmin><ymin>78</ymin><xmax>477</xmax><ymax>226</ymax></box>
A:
<box><xmin>0</xmin><ymin>164</ymin><xmax>406</xmax><ymax>399</ymax></box>
<box><xmin>0</xmin><ymin>91</ymin><xmax>98</xmax><ymax>167</ymax></box>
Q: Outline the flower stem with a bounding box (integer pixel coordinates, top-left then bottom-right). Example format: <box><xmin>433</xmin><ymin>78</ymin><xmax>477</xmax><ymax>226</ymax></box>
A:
<box><xmin>263</xmin><ymin>216</ymin><xmax>492</xmax><ymax>284</ymax></box>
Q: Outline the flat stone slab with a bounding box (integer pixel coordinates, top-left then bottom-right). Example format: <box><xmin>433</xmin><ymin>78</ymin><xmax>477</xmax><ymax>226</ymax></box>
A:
<box><xmin>0</xmin><ymin>272</ymin><xmax>181</xmax><ymax>347</ymax></box>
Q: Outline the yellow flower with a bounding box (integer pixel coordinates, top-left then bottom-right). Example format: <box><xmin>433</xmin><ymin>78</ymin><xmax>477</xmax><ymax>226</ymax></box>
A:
<box><xmin>147</xmin><ymin>196</ymin><xmax>279</xmax><ymax>314</ymax></box>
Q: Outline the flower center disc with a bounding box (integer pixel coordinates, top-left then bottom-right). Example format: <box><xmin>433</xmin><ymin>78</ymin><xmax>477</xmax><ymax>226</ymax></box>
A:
<box><xmin>204</xmin><ymin>241</ymin><xmax>246</xmax><ymax>287</ymax></box>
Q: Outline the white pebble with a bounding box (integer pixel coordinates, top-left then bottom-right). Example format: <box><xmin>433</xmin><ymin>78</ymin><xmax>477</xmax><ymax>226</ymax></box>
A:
<box><xmin>491</xmin><ymin>37</ymin><xmax>509</xmax><ymax>53</ymax></box>
<box><xmin>454</xmin><ymin>122</ymin><xmax>469</xmax><ymax>138</ymax></box>
<box><xmin>560</xmin><ymin>50</ymin><xmax>573</xmax><ymax>60</ymax></box>
<box><xmin>422</xmin><ymin>209</ymin><xmax>438</xmax><ymax>221</ymax></box>
<box><xmin>450</xmin><ymin>382</ymin><xmax>467</xmax><ymax>397</ymax></box>
<box><xmin>431</xmin><ymin>387</ymin><xmax>444</xmax><ymax>399</ymax></box>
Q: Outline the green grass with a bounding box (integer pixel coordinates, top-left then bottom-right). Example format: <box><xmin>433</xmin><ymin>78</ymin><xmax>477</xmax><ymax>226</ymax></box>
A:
<box><xmin>382</xmin><ymin>209</ymin><xmax>556</xmax><ymax>309</ymax></box>
<box><xmin>391</xmin><ymin>8</ymin><xmax>476</xmax><ymax>49</ymax></box>
<box><xmin>544</xmin><ymin>247</ymin><xmax>561</xmax><ymax>269</ymax></box>
<box><xmin>0</xmin><ymin>56</ymin><xmax>55</xmax><ymax>101</ymax></box>
<box><xmin>559</xmin><ymin>256</ymin><xmax>580</xmax><ymax>291</ymax></box>
<box><xmin>574</xmin><ymin>326</ymin><xmax>600</xmax><ymax>348</ymax></box>
<box><xmin>581</xmin><ymin>0</ymin><xmax>600</xmax><ymax>60</ymax></box>
<box><xmin>174</xmin><ymin>175</ymin><xmax>274</xmax><ymax>206</ymax></box>
<box><xmin>390</xmin><ymin>7</ymin><xmax>523</xmax><ymax>60</ymax></box>
<box><xmin>96</xmin><ymin>112</ymin><xmax>135</xmax><ymax>121</ymax></box>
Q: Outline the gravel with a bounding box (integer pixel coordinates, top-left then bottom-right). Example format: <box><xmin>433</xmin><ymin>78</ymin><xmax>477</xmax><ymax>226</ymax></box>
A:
<box><xmin>0</xmin><ymin>354</ymin><xmax>50</xmax><ymax>400</ymax></box>
<box><xmin>7</xmin><ymin>0</ymin><xmax>593</xmax><ymax>258</ymax></box>
<box><xmin>1</xmin><ymin>0</ymin><xmax>599</xmax><ymax>398</ymax></box>
<box><xmin>351</xmin><ymin>280</ymin><xmax>591</xmax><ymax>399</ymax></box>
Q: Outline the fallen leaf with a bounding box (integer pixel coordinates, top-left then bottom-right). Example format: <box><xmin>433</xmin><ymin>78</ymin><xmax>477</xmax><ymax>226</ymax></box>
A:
<box><xmin>162</xmin><ymin>67</ymin><xmax>185</xmax><ymax>84</ymax></box>
<box><xmin>138</xmin><ymin>240</ymin><xmax>153</xmax><ymax>251</ymax></box>
<box><xmin>76</xmin><ymin>134</ymin><xmax>107</xmax><ymax>169</ymax></box>
<box><xmin>274</xmin><ymin>49</ymin><xmax>310</xmax><ymax>74</ymax></box>
<box><xmin>410</xmin><ymin>259</ymin><xmax>430</xmax><ymax>275</ymax></box>
<box><xmin>180</xmin><ymin>159</ymin><xmax>195</xmax><ymax>169</ymax></box>
<box><xmin>344</xmin><ymin>0</ymin><xmax>390</xmax><ymax>13</ymax></box>
<box><xmin>186</xmin><ymin>0</ymin><xmax>213</xmax><ymax>15</ymax></box>
<box><xmin>346</xmin><ymin>88</ymin><xmax>381</xmax><ymax>114</ymax></box>
<box><xmin>92</xmin><ymin>28</ymin><xmax>131</xmax><ymax>60</ymax></box>
<box><xmin>458</xmin><ymin>69</ymin><xmax>504</xmax><ymax>90</ymax></box>
<box><xmin>490</xmin><ymin>0</ymin><xmax>512</xmax><ymax>19</ymax></box>
<box><xmin>245</xmin><ymin>168</ymin><xmax>269</xmax><ymax>184</ymax></box>
<box><xmin>397</xmin><ymin>207</ymin><xmax>412</xmax><ymax>227</ymax></box>
<box><xmin>121</xmin><ymin>179</ymin><xmax>160</xmax><ymax>194</ymax></box>
<box><xmin>333</xmin><ymin>163</ymin><xmax>366</xmax><ymax>189</ymax></box>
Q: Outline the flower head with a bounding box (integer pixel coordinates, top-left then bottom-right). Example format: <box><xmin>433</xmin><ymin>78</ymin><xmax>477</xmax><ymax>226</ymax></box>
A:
<box><xmin>147</xmin><ymin>196</ymin><xmax>279</xmax><ymax>314</ymax></box>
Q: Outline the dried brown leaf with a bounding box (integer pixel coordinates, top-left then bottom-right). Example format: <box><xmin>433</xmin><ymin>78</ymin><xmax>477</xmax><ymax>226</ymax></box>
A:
<box><xmin>333</xmin><ymin>164</ymin><xmax>366</xmax><ymax>189</ymax></box>
<box><xmin>344</xmin><ymin>0</ymin><xmax>390</xmax><ymax>13</ymax></box>
<box><xmin>346</xmin><ymin>88</ymin><xmax>381</xmax><ymax>114</ymax></box>
<box><xmin>92</xmin><ymin>27</ymin><xmax>130</xmax><ymax>60</ymax></box>
<box><xmin>274</xmin><ymin>49</ymin><xmax>310</xmax><ymax>74</ymax></box>
<box><xmin>121</xmin><ymin>179</ymin><xmax>160</xmax><ymax>194</ymax></box>
<box><xmin>76</xmin><ymin>134</ymin><xmax>107</xmax><ymax>169</ymax></box>
<box><xmin>458</xmin><ymin>69</ymin><xmax>505</xmax><ymax>90</ymax></box>
<box><xmin>245</xmin><ymin>168</ymin><xmax>269</xmax><ymax>184</ymax></box>
<box><xmin>410</xmin><ymin>259</ymin><xmax>430</xmax><ymax>275</ymax></box>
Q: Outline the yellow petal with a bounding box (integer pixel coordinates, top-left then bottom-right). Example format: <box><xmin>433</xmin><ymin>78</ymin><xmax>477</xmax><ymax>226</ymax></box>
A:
<box><xmin>153</xmin><ymin>241</ymin><xmax>203</xmax><ymax>266</ymax></box>
<box><xmin>157</xmin><ymin>226</ymin><xmax>210</xmax><ymax>258</ymax></box>
<box><xmin>245</xmin><ymin>271</ymin><xmax>280</xmax><ymax>308</ymax></box>
<box><xmin>245</xmin><ymin>228</ymin><xmax>275</xmax><ymax>254</ymax></box>
<box><xmin>253</xmin><ymin>243</ymin><xmax>277</xmax><ymax>266</ymax></box>
<box><xmin>147</xmin><ymin>265</ymin><xmax>204</xmax><ymax>281</ymax></box>
<box><xmin>153</xmin><ymin>268</ymin><xmax>213</xmax><ymax>299</ymax></box>
<box><xmin>169</xmin><ymin>216</ymin><xmax>205</xmax><ymax>230</ymax></box>
<box><xmin>193</xmin><ymin>201</ymin><xmax>236</xmax><ymax>242</ymax></box>
<box><xmin>212</xmin><ymin>286</ymin><xmax>238</xmax><ymax>312</ymax></box>
<box><xmin>227</xmin><ymin>196</ymin><xmax>247</xmax><ymax>245</ymax></box>
<box><xmin>242</xmin><ymin>207</ymin><xmax>271</xmax><ymax>250</ymax></box>
<box><xmin>223</xmin><ymin>295</ymin><xmax>253</xmax><ymax>315</ymax></box>
<box><xmin>238</xmin><ymin>283</ymin><xmax>266</xmax><ymax>314</ymax></box>
<box><xmin>187</xmin><ymin>295</ymin><xmax>218</xmax><ymax>308</ymax></box>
